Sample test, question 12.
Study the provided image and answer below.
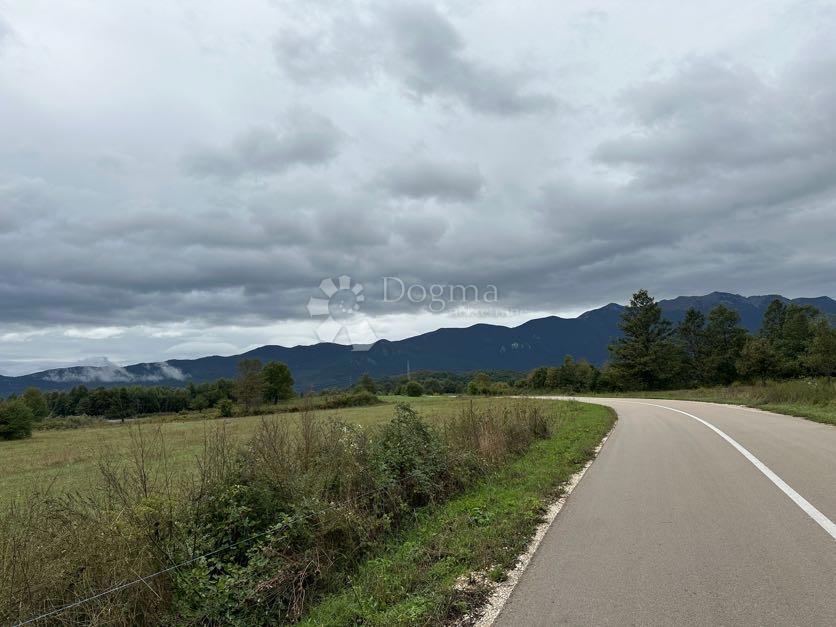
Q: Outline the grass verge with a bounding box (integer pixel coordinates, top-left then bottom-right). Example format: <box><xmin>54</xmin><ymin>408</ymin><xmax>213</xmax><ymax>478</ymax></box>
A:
<box><xmin>595</xmin><ymin>381</ymin><xmax>836</xmax><ymax>426</ymax></box>
<box><xmin>298</xmin><ymin>401</ymin><xmax>615</xmax><ymax>626</ymax></box>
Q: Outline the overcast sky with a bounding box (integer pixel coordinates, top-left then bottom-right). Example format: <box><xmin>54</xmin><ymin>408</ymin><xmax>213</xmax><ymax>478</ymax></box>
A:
<box><xmin>1</xmin><ymin>0</ymin><xmax>835</xmax><ymax>375</ymax></box>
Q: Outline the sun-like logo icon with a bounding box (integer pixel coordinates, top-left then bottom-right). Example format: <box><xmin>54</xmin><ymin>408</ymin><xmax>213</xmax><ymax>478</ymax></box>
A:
<box><xmin>306</xmin><ymin>275</ymin><xmax>377</xmax><ymax>350</ymax></box>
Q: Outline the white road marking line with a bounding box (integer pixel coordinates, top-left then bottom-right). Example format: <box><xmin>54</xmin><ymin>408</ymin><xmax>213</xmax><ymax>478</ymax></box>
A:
<box><xmin>635</xmin><ymin>401</ymin><xmax>836</xmax><ymax>541</ymax></box>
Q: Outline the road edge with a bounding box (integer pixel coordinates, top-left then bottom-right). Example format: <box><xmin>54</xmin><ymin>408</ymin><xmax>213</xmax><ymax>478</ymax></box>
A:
<box><xmin>467</xmin><ymin>410</ymin><xmax>616</xmax><ymax>626</ymax></box>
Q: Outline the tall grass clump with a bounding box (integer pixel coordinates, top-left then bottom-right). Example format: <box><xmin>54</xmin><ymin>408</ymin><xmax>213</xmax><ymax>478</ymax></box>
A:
<box><xmin>1</xmin><ymin>400</ymin><xmax>561</xmax><ymax>626</ymax></box>
<box><xmin>0</xmin><ymin>425</ymin><xmax>180</xmax><ymax>625</ymax></box>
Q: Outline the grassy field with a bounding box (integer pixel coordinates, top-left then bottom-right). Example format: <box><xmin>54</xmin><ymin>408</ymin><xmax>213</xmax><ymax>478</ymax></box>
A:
<box><xmin>0</xmin><ymin>395</ymin><xmax>558</xmax><ymax>500</ymax></box>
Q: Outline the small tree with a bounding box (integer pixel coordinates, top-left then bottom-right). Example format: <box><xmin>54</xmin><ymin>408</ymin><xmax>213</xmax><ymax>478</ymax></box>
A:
<box><xmin>608</xmin><ymin>289</ymin><xmax>680</xmax><ymax>390</ymax></box>
<box><xmin>676</xmin><ymin>308</ymin><xmax>707</xmax><ymax>385</ymax></box>
<box><xmin>22</xmin><ymin>387</ymin><xmax>50</xmax><ymax>420</ymax></box>
<box><xmin>760</xmin><ymin>299</ymin><xmax>786</xmax><ymax>344</ymax></box>
<box><xmin>0</xmin><ymin>399</ymin><xmax>35</xmax><ymax>440</ymax></box>
<box><xmin>262</xmin><ymin>361</ymin><xmax>295</xmax><ymax>403</ymax></box>
<box><xmin>702</xmin><ymin>305</ymin><xmax>748</xmax><ymax>385</ymax></box>
<box><xmin>217</xmin><ymin>398</ymin><xmax>235</xmax><ymax>418</ymax></box>
<box><xmin>468</xmin><ymin>372</ymin><xmax>492</xmax><ymax>395</ymax></box>
<box><xmin>736</xmin><ymin>337</ymin><xmax>780</xmax><ymax>384</ymax></box>
<box><xmin>804</xmin><ymin>319</ymin><xmax>836</xmax><ymax>379</ymax></box>
<box><xmin>405</xmin><ymin>381</ymin><xmax>424</xmax><ymax>397</ymax></box>
<box><xmin>544</xmin><ymin>367</ymin><xmax>560</xmax><ymax>389</ymax></box>
<box><xmin>358</xmin><ymin>373</ymin><xmax>377</xmax><ymax>394</ymax></box>
<box><xmin>526</xmin><ymin>367</ymin><xmax>548</xmax><ymax>389</ymax></box>
<box><xmin>236</xmin><ymin>359</ymin><xmax>264</xmax><ymax>412</ymax></box>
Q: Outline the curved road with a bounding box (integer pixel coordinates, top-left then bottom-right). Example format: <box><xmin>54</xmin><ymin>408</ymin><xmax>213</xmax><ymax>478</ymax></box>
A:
<box><xmin>494</xmin><ymin>398</ymin><xmax>836</xmax><ymax>626</ymax></box>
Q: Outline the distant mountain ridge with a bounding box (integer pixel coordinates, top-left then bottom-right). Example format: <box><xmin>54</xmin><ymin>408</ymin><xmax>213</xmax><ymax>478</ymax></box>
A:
<box><xmin>2</xmin><ymin>292</ymin><xmax>834</xmax><ymax>396</ymax></box>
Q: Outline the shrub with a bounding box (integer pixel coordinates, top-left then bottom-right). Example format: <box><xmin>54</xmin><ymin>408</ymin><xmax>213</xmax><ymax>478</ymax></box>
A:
<box><xmin>317</xmin><ymin>390</ymin><xmax>380</xmax><ymax>409</ymax></box>
<box><xmin>0</xmin><ymin>400</ymin><xmax>34</xmax><ymax>440</ymax></box>
<box><xmin>404</xmin><ymin>381</ymin><xmax>424</xmax><ymax>397</ymax></box>
<box><xmin>217</xmin><ymin>398</ymin><xmax>235</xmax><ymax>417</ymax></box>
<box><xmin>372</xmin><ymin>404</ymin><xmax>448</xmax><ymax>509</ymax></box>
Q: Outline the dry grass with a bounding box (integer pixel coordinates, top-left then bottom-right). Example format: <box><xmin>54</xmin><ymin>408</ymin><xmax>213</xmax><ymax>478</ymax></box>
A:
<box><xmin>0</xmin><ymin>396</ymin><xmax>547</xmax><ymax>501</ymax></box>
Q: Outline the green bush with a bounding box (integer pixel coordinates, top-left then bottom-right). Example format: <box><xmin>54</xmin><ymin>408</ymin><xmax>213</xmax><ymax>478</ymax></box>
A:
<box><xmin>0</xmin><ymin>399</ymin><xmax>34</xmax><ymax>440</ymax></box>
<box><xmin>217</xmin><ymin>398</ymin><xmax>235</xmax><ymax>417</ymax></box>
<box><xmin>372</xmin><ymin>404</ymin><xmax>448</xmax><ymax>509</ymax></box>
<box><xmin>320</xmin><ymin>389</ymin><xmax>380</xmax><ymax>408</ymax></box>
<box><xmin>404</xmin><ymin>381</ymin><xmax>424</xmax><ymax>397</ymax></box>
<box><xmin>22</xmin><ymin>388</ymin><xmax>50</xmax><ymax>420</ymax></box>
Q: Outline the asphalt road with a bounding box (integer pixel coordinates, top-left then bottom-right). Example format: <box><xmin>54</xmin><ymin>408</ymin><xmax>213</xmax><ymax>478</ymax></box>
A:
<box><xmin>494</xmin><ymin>398</ymin><xmax>836</xmax><ymax>626</ymax></box>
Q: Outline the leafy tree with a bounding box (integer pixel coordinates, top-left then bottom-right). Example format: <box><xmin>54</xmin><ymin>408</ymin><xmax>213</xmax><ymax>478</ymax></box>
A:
<box><xmin>759</xmin><ymin>301</ymin><xmax>821</xmax><ymax>376</ymax></box>
<box><xmin>775</xmin><ymin>304</ymin><xmax>819</xmax><ymax>375</ymax></box>
<box><xmin>0</xmin><ymin>399</ymin><xmax>35</xmax><ymax>440</ymax></box>
<box><xmin>676</xmin><ymin>308</ymin><xmax>707</xmax><ymax>385</ymax></box>
<box><xmin>217</xmin><ymin>398</ymin><xmax>235</xmax><ymax>418</ymax></box>
<box><xmin>577</xmin><ymin>359</ymin><xmax>598</xmax><ymax>390</ymax></box>
<box><xmin>358</xmin><ymin>373</ymin><xmax>377</xmax><ymax>394</ymax></box>
<box><xmin>544</xmin><ymin>367</ymin><xmax>560</xmax><ymax>389</ymax></box>
<box><xmin>405</xmin><ymin>381</ymin><xmax>424</xmax><ymax>397</ymax></box>
<box><xmin>760</xmin><ymin>299</ymin><xmax>786</xmax><ymax>344</ymax></box>
<box><xmin>191</xmin><ymin>394</ymin><xmax>210</xmax><ymax>411</ymax></box>
<box><xmin>262</xmin><ymin>361</ymin><xmax>295</xmax><ymax>403</ymax></box>
<box><xmin>608</xmin><ymin>289</ymin><xmax>680</xmax><ymax>390</ymax></box>
<box><xmin>702</xmin><ymin>305</ymin><xmax>748</xmax><ymax>385</ymax></box>
<box><xmin>558</xmin><ymin>355</ymin><xmax>579</xmax><ymax>389</ymax></box>
<box><xmin>236</xmin><ymin>359</ymin><xmax>264</xmax><ymax>411</ymax></box>
<box><xmin>597</xmin><ymin>362</ymin><xmax>625</xmax><ymax>391</ymax></box>
<box><xmin>736</xmin><ymin>337</ymin><xmax>780</xmax><ymax>383</ymax></box>
<box><xmin>804</xmin><ymin>319</ymin><xmax>836</xmax><ymax>378</ymax></box>
<box><xmin>468</xmin><ymin>372</ymin><xmax>492</xmax><ymax>395</ymax></box>
<box><xmin>22</xmin><ymin>387</ymin><xmax>50</xmax><ymax>420</ymax></box>
<box><xmin>526</xmin><ymin>367</ymin><xmax>548</xmax><ymax>389</ymax></box>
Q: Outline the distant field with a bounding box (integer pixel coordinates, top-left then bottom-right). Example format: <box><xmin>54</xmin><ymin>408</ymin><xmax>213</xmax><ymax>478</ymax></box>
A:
<box><xmin>0</xmin><ymin>395</ymin><xmax>557</xmax><ymax>500</ymax></box>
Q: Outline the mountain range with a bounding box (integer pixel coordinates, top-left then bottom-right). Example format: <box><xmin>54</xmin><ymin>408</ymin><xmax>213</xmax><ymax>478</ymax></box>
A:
<box><xmin>2</xmin><ymin>292</ymin><xmax>835</xmax><ymax>396</ymax></box>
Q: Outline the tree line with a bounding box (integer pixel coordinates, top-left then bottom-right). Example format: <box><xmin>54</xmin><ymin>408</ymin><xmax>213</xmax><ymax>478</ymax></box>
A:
<box><xmin>505</xmin><ymin>290</ymin><xmax>836</xmax><ymax>393</ymax></box>
<box><xmin>605</xmin><ymin>290</ymin><xmax>835</xmax><ymax>390</ymax></box>
<box><xmin>0</xmin><ymin>359</ymin><xmax>295</xmax><ymax>439</ymax></box>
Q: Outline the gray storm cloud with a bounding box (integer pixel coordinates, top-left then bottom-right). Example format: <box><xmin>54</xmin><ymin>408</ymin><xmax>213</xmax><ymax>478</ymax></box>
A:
<box><xmin>382</xmin><ymin>159</ymin><xmax>484</xmax><ymax>201</ymax></box>
<box><xmin>0</xmin><ymin>0</ymin><xmax>835</xmax><ymax>374</ymax></box>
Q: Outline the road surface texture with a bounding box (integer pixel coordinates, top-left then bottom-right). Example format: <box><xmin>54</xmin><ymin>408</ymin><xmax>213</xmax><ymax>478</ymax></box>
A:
<box><xmin>494</xmin><ymin>398</ymin><xmax>835</xmax><ymax>626</ymax></box>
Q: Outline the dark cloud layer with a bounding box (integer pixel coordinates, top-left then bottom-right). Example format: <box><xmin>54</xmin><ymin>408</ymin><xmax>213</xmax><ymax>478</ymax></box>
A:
<box><xmin>0</xmin><ymin>1</ymin><xmax>835</xmax><ymax>373</ymax></box>
<box><xmin>382</xmin><ymin>159</ymin><xmax>483</xmax><ymax>200</ymax></box>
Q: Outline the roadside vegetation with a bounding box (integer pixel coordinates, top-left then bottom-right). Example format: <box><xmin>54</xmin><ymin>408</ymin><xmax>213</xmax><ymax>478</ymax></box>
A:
<box><xmin>301</xmin><ymin>401</ymin><xmax>614</xmax><ymax>625</ymax></box>
<box><xmin>0</xmin><ymin>397</ymin><xmax>612</xmax><ymax>625</ymax></box>
<box><xmin>615</xmin><ymin>379</ymin><xmax>836</xmax><ymax>426</ymax></box>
